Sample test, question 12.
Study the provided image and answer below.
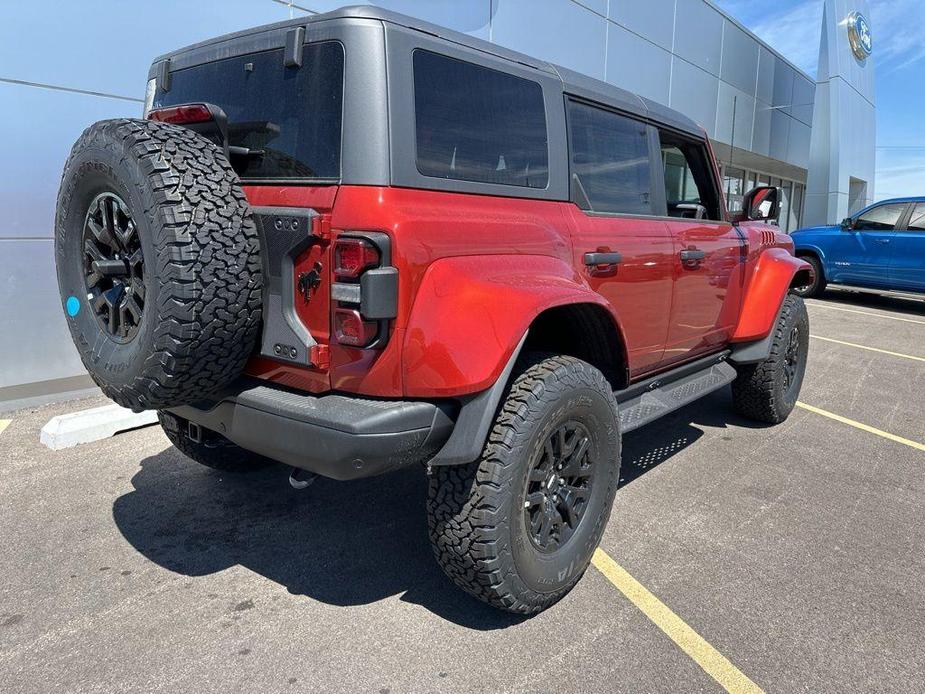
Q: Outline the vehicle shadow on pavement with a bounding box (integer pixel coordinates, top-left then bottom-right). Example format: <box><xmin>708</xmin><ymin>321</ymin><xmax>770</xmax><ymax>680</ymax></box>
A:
<box><xmin>618</xmin><ymin>388</ymin><xmax>770</xmax><ymax>487</ymax></box>
<box><xmin>112</xmin><ymin>450</ymin><xmax>527</xmax><ymax>630</ymax></box>
<box><xmin>112</xmin><ymin>389</ymin><xmax>761</xmax><ymax>628</ymax></box>
<box><xmin>819</xmin><ymin>289</ymin><xmax>925</xmax><ymax>316</ymax></box>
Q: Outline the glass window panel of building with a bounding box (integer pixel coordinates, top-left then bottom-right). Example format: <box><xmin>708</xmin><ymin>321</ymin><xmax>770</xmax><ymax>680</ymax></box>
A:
<box><xmin>721</xmin><ymin>166</ymin><xmax>806</xmax><ymax>232</ymax></box>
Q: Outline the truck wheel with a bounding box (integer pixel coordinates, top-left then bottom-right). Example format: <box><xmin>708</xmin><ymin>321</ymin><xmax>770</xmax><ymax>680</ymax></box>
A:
<box><xmin>55</xmin><ymin>119</ymin><xmax>262</xmax><ymax>412</ymax></box>
<box><xmin>427</xmin><ymin>354</ymin><xmax>621</xmax><ymax>614</ymax></box>
<box><xmin>792</xmin><ymin>255</ymin><xmax>825</xmax><ymax>298</ymax></box>
<box><xmin>157</xmin><ymin>411</ymin><xmax>273</xmax><ymax>472</ymax></box>
<box><xmin>731</xmin><ymin>294</ymin><xmax>810</xmax><ymax>424</ymax></box>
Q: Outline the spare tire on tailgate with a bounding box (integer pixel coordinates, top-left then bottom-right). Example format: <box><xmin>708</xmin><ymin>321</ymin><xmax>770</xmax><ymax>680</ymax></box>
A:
<box><xmin>55</xmin><ymin>118</ymin><xmax>263</xmax><ymax>412</ymax></box>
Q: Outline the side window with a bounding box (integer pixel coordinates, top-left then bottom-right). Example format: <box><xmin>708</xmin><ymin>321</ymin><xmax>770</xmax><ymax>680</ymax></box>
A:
<box><xmin>567</xmin><ymin>100</ymin><xmax>652</xmax><ymax>215</ymax></box>
<box><xmin>658</xmin><ymin>131</ymin><xmax>722</xmax><ymax>221</ymax></box>
<box><xmin>905</xmin><ymin>204</ymin><xmax>925</xmax><ymax>232</ymax></box>
<box><xmin>412</xmin><ymin>50</ymin><xmax>548</xmax><ymax>188</ymax></box>
<box><xmin>854</xmin><ymin>203</ymin><xmax>907</xmax><ymax>231</ymax></box>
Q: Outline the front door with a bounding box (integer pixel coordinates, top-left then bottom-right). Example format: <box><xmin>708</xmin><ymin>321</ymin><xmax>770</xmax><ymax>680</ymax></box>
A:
<box><xmin>889</xmin><ymin>202</ymin><xmax>925</xmax><ymax>291</ymax></box>
<box><xmin>828</xmin><ymin>202</ymin><xmax>907</xmax><ymax>287</ymax></box>
<box><xmin>657</xmin><ymin>133</ymin><xmax>744</xmax><ymax>365</ymax></box>
<box><xmin>564</xmin><ymin>99</ymin><xmax>674</xmax><ymax>378</ymax></box>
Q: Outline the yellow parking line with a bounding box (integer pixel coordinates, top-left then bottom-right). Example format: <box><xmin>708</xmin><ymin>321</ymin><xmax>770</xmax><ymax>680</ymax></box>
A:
<box><xmin>809</xmin><ymin>335</ymin><xmax>925</xmax><ymax>362</ymax></box>
<box><xmin>592</xmin><ymin>548</ymin><xmax>764</xmax><ymax>693</ymax></box>
<box><xmin>796</xmin><ymin>402</ymin><xmax>925</xmax><ymax>452</ymax></box>
<box><xmin>806</xmin><ymin>301</ymin><xmax>925</xmax><ymax>325</ymax></box>
<box><xmin>0</xmin><ymin>420</ymin><xmax>10</xmax><ymax>437</ymax></box>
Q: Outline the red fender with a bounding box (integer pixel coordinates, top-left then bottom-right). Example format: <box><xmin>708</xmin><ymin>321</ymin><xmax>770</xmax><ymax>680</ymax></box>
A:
<box><xmin>732</xmin><ymin>248</ymin><xmax>812</xmax><ymax>342</ymax></box>
<box><xmin>402</xmin><ymin>255</ymin><xmax>624</xmax><ymax>397</ymax></box>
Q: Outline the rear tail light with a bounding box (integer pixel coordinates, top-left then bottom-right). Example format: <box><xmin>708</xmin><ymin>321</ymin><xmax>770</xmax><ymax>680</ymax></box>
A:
<box><xmin>146</xmin><ymin>103</ymin><xmax>213</xmax><ymax>125</ymax></box>
<box><xmin>333</xmin><ymin>238</ymin><xmax>380</xmax><ymax>279</ymax></box>
<box><xmin>330</xmin><ymin>233</ymin><xmax>397</xmax><ymax>348</ymax></box>
<box><xmin>334</xmin><ymin>309</ymin><xmax>378</xmax><ymax>347</ymax></box>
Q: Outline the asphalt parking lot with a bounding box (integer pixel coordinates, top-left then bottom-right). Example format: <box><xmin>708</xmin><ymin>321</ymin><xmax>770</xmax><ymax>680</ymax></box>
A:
<box><xmin>2</xmin><ymin>289</ymin><xmax>924</xmax><ymax>693</ymax></box>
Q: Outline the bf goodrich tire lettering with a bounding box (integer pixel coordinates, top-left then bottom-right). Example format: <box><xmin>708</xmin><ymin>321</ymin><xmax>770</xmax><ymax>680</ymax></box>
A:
<box><xmin>55</xmin><ymin>119</ymin><xmax>263</xmax><ymax>412</ymax></box>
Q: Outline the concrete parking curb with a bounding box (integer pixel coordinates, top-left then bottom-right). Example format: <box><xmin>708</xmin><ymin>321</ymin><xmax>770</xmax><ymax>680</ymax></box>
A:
<box><xmin>40</xmin><ymin>404</ymin><xmax>158</xmax><ymax>450</ymax></box>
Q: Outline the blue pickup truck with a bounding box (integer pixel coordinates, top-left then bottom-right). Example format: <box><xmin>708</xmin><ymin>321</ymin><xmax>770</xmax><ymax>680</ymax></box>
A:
<box><xmin>791</xmin><ymin>197</ymin><xmax>925</xmax><ymax>297</ymax></box>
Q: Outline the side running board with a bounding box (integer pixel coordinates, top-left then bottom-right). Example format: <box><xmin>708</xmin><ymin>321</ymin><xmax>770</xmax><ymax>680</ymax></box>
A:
<box><xmin>615</xmin><ymin>353</ymin><xmax>737</xmax><ymax>434</ymax></box>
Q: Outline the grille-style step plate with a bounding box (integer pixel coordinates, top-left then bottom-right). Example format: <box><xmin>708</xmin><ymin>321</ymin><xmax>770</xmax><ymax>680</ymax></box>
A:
<box><xmin>617</xmin><ymin>360</ymin><xmax>737</xmax><ymax>433</ymax></box>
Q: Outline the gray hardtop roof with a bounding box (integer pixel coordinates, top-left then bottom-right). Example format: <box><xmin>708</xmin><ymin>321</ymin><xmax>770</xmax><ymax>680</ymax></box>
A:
<box><xmin>152</xmin><ymin>4</ymin><xmax>703</xmax><ymax>138</ymax></box>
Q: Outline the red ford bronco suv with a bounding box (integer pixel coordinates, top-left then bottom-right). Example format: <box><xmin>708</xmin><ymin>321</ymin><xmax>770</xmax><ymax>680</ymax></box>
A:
<box><xmin>55</xmin><ymin>6</ymin><xmax>812</xmax><ymax>613</ymax></box>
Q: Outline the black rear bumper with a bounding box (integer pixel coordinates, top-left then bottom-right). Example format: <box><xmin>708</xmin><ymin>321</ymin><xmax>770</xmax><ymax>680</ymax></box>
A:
<box><xmin>168</xmin><ymin>382</ymin><xmax>455</xmax><ymax>480</ymax></box>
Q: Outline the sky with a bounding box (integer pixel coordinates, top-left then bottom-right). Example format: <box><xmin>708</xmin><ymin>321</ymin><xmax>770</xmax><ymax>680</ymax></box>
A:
<box><xmin>715</xmin><ymin>0</ymin><xmax>925</xmax><ymax>201</ymax></box>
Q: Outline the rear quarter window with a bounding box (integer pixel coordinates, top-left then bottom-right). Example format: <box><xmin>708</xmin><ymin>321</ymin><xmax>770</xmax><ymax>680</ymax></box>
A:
<box><xmin>153</xmin><ymin>41</ymin><xmax>344</xmax><ymax>181</ymax></box>
<box><xmin>412</xmin><ymin>50</ymin><xmax>549</xmax><ymax>189</ymax></box>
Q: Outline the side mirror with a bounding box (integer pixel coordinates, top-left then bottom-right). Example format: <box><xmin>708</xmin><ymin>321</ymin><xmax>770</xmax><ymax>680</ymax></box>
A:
<box><xmin>840</xmin><ymin>217</ymin><xmax>855</xmax><ymax>230</ymax></box>
<box><xmin>737</xmin><ymin>186</ymin><xmax>781</xmax><ymax>223</ymax></box>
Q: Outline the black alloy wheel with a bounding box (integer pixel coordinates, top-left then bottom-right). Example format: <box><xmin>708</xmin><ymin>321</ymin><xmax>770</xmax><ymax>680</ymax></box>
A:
<box><xmin>82</xmin><ymin>192</ymin><xmax>145</xmax><ymax>342</ymax></box>
<box><xmin>524</xmin><ymin>421</ymin><xmax>594</xmax><ymax>553</ymax></box>
<box><xmin>782</xmin><ymin>325</ymin><xmax>801</xmax><ymax>393</ymax></box>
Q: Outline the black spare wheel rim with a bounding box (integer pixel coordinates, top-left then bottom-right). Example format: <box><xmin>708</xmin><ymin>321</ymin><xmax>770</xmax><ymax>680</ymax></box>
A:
<box><xmin>524</xmin><ymin>420</ymin><xmax>595</xmax><ymax>553</ymax></box>
<box><xmin>82</xmin><ymin>192</ymin><xmax>145</xmax><ymax>343</ymax></box>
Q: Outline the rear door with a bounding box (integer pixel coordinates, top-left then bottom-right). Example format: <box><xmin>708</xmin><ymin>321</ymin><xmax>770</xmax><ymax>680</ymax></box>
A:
<box><xmin>888</xmin><ymin>202</ymin><xmax>925</xmax><ymax>291</ymax></box>
<box><xmin>655</xmin><ymin>129</ymin><xmax>744</xmax><ymax>365</ymax></box>
<box><xmin>830</xmin><ymin>202</ymin><xmax>907</xmax><ymax>286</ymax></box>
<box><xmin>564</xmin><ymin>99</ymin><xmax>674</xmax><ymax>378</ymax></box>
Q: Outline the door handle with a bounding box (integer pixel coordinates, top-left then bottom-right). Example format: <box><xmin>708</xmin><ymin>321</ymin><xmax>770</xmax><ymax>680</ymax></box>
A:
<box><xmin>679</xmin><ymin>248</ymin><xmax>706</xmax><ymax>262</ymax></box>
<box><xmin>877</xmin><ymin>238</ymin><xmax>891</xmax><ymax>244</ymax></box>
<box><xmin>584</xmin><ymin>251</ymin><xmax>623</xmax><ymax>267</ymax></box>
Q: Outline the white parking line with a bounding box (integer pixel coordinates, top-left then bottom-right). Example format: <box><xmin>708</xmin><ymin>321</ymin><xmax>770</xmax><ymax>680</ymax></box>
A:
<box><xmin>797</xmin><ymin>402</ymin><xmax>925</xmax><ymax>452</ymax></box>
<box><xmin>0</xmin><ymin>419</ymin><xmax>10</xmax><ymax>437</ymax></box>
<box><xmin>809</xmin><ymin>335</ymin><xmax>925</xmax><ymax>363</ymax></box>
<box><xmin>805</xmin><ymin>301</ymin><xmax>925</xmax><ymax>326</ymax></box>
<box><xmin>592</xmin><ymin>549</ymin><xmax>764</xmax><ymax>693</ymax></box>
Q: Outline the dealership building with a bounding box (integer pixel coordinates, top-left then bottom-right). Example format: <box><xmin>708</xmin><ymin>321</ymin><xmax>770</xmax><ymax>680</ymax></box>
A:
<box><xmin>0</xmin><ymin>0</ymin><xmax>876</xmax><ymax>408</ymax></box>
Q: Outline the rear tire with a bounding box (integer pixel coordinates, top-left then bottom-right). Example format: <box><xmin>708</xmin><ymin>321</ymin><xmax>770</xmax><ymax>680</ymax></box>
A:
<box><xmin>731</xmin><ymin>294</ymin><xmax>810</xmax><ymax>424</ymax></box>
<box><xmin>157</xmin><ymin>411</ymin><xmax>274</xmax><ymax>472</ymax></box>
<box><xmin>792</xmin><ymin>255</ymin><xmax>826</xmax><ymax>298</ymax></box>
<box><xmin>427</xmin><ymin>354</ymin><xmax>621</xmax><ymax>614</ymax></box>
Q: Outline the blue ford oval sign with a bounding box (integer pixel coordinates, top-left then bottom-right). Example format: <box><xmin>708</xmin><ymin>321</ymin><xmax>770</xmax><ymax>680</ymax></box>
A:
<box><xmin>847</xmin><ymin>11</ymin><xmax>872</xmax><ymax>60</ymax></box>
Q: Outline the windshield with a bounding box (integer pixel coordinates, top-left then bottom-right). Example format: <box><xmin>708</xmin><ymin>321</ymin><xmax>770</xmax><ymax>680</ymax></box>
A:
<box><xmin>153</xmin><ymin>41</ymin><xmax>344</xmax><ymax>181</ymax></box>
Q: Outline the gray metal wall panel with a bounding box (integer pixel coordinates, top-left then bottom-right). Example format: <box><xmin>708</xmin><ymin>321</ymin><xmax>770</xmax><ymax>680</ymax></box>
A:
<box><xmin>751</xmin><ymin>105</ymin><xmax>773</xmax><ymax>157</ymax></box>
<box><xmin>669</xmin><ymin>56</ymin><xmax>718</xmax><ymax>136</ymax></box>
<box><xmin>606</xmin><ymin>23</ymin><xmax>671</xmax><ymax>104</ymax></box>
<box><xmin>572</xmin><ymin>0</ymin><xmax>608</xmax><ymax>17</ymax></box>
<box><xmin>672</xmin><ymin>0</ymin><xmax>723</xmax><ymax>76</ymax></box>
<box><xmin>792</xmin><ymin>76</ymin><xmax>816</xmax><ymax>126</ymax></box>
<box><xmin>0</xmin><ymin>240</ymin><xmax>84</xmax><ymax>389</ymax></box>
<box><xmin>771</xmin><ymin>57</ymin><xmax>796</xmax><ymax>114</ymax></box>
<box><xmin>716</xmin><ymin>82</ymin><xmax>755</xmax><ymax>152</ymax></box>
<box><xmin>490</xmin><ymin>0</ymin><xmax>607</xmax><ymax>80</ymax></box>
<box><xmin>0</xmin><ymin>0</ymin><xmax>295</xmax><ymax>99</ymax></box>
<box><xmin>720</xmin><ymin>20</ymin><xmax>759</xmax><ymax>95</ymax></box>
<box><xmin>608</xmin><ymin>0</ymin><xmax>676</xmax><ymax>50</ymax></box>
<box><xmin>0</xmin><ymin>84</ymin><xmax>137</xmax><ymax>240</ymax></box>
<box><xmin>788</xmin><ymin>121</ymin><xmax>812</xmax><ymax>170</ymax></box>
<box><xmin>769</xmin><ymin>108</ymin><xmax>791</xmax><ymax>162</ymax></box>
<box><xmin>756</xmin><ymin>47</ymin><xmax>775</xmax><ymax>104</ymax></box>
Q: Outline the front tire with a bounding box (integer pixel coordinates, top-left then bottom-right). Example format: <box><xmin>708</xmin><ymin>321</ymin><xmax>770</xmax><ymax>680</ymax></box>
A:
<box><xmin>792</xmin><ymin>255</ymin><xmax>826</xmax><ymax>298</ymax></box>
<box><xmin>427</xmin><ymin>354</ymin><xmax>621</xmax><ymax>614</ymax></box>
<box><xmin>731</xmin><ymin>294</ymin><xmax>810</xmax><ymax>423</ymax></box>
